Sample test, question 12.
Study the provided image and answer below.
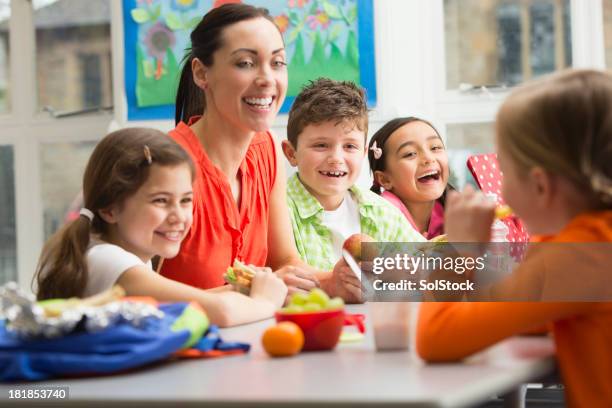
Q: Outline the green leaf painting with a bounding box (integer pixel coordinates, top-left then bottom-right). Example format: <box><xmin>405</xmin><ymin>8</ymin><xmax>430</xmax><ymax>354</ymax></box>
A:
<box><xmin>275</xmin><ymin>0</ymin><xmax>362</xmax><ymax>96</ymax></box>
<box><xmin>136</xmin><ymin>45</ymin><xmax>179</xmax><ymax>107</ymax></box>
<box><xmin>164</xmin><ymin>12</ymin><xmax>183</xmax><ymax>30</ymax></box>
<box><xmin>322</xmin><ymin>1</ymin><xmax>342</xmax><ymax>20</ymax></box>
<box><xmin>131</xmin><ymin>8</ymin><xmax>150</xmax><ymax>24</ymax></box>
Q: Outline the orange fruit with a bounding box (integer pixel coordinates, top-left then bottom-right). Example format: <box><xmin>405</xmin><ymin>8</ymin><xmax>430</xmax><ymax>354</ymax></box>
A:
<box><xmin>261</xmin><ymin>322</ymin><xmax>304</xmax><ymax>357</ymax></box>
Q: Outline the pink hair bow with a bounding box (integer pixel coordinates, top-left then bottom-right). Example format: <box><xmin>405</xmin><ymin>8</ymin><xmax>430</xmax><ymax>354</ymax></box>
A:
<box><xmin>370</xmin><ymin>141</ymin><xmax>382</xmax><ymax>160</ymax></box>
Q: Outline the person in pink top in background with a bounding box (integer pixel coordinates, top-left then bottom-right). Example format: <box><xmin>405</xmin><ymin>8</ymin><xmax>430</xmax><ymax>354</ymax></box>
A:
<box><xmin>368</xmin><ymin>117</ymin><xmax>452</xmax><ymax>239</ymax></box>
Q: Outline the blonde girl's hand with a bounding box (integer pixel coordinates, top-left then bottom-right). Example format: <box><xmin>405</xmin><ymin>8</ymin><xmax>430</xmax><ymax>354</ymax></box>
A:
<box><xmin>445</xmin><ymin>185</ymin><xmax>496</xmax><ymax>243</ymax></box>
<box><xmin>250</xmin><ymin>270</ymin><xmax>288</xmax><ymax>310</ymax></box>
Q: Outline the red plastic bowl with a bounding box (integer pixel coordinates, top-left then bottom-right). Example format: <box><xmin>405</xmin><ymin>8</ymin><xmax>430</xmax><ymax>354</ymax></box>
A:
<box><xmin>275</xmin><ymin>309</ymin><xmax>364</xmax><ymax>351</ymax></box>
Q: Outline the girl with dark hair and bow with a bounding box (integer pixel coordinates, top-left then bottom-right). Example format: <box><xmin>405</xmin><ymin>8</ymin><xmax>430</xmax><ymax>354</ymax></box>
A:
<box><xmin>368</xmin><ymin>117</ymin><xmax>451</xmax><ymax>239</ymax></box>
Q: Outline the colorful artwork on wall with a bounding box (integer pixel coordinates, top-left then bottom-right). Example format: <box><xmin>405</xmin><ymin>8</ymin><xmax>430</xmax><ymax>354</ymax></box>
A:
<box><xmin>123</xmin><ymin>0</ymin><xmax>376</xmax><ymax>121</ymax></box>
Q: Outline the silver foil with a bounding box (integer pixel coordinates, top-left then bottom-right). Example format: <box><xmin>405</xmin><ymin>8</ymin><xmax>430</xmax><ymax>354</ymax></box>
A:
<box><xmin>0</xmin><ymin>282</ymin><xmax>164</xmax><ymax>339</ymax></box>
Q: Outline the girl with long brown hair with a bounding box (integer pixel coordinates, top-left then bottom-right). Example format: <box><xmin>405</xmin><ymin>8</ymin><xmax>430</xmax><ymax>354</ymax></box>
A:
<box><xmin>35</xmin><ymin>128</ymin><xmax>286</xmax><ymax>327</ymax></box>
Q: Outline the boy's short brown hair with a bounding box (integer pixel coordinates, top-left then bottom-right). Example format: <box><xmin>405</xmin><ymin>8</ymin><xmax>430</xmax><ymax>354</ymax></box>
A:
<box><xmin>287</xmin><ymin>78</ymin><xmax>368</xmax><ymax>147</ymax></box>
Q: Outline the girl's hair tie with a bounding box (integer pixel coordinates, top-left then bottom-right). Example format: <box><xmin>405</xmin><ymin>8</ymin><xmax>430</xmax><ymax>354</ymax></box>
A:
<box><xmin>143</xmin><ymin>145</ymin><xmax>153</xmax><ymax>164</ymax></box>
<box><xmin>370</xmin><ymin>141</ymin><xmax>382</xmax><ymax>160</ymax></box>
<box><xmin>79</xmin><ymin>208</ymin><xmax>94</xmax><ymax>222</ymax></box>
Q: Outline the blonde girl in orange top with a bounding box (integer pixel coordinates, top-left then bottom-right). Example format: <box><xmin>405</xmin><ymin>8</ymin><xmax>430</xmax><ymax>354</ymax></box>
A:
<box><xmin>417</xmin><ymin>69</ymin><xmax>612</xmax><ymax>407</ymax></box>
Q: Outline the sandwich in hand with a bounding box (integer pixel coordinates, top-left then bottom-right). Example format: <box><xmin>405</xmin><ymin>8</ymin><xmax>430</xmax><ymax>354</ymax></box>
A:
<box><xmin>224</xmin><ymin>259</ymin><xmax>258</xmax><ymax>295</ymax></box>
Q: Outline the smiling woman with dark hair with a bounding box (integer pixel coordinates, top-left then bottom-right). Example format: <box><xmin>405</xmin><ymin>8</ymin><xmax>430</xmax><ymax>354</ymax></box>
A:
<box><xmin>161</xmin><ymin>4</ymin><xmax>350</xmax><ymax>298</ymax></box>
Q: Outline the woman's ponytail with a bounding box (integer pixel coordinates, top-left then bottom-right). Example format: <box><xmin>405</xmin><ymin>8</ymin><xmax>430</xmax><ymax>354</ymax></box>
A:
<box><xmin>175</xmin><ymin>54</ymin><xmax>204</xmax><ymax>125</ymax></box>
<box><xmin>35</xmin><ymin>216</ymin><xmax>92</xmax><ymax>300</ymax></box>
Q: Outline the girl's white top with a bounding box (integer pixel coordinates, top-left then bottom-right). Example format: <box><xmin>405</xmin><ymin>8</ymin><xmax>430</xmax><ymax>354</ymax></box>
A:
<box><xmin>84</xmin><ymin>242</ymin><xmax>152</xmax><ymax>297</ymax></box>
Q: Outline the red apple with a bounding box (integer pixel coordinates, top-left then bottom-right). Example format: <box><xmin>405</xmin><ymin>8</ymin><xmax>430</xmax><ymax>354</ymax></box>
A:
<box><xmin>342</xmin><ymin>233</ymin><xmax>376</xmax><ymax>261</ymax></box>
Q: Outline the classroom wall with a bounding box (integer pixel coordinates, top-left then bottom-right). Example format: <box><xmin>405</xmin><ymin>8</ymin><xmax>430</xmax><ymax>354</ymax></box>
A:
<box><xmin>114</xmin><ymin>0</ymin><xmax>595</xmax><ymax>189</ymax></box>
<box><xmin>110</xmin><ymin>0</ymin><xmax>432</xmax><ymax>191</ymax></box>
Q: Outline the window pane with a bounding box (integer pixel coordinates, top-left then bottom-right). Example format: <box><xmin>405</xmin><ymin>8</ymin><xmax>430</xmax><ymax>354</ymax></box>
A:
<box><xmin>0</xmin><ymin>146</ymin><xmax>16</xmax><ymax>284</ymax></box>
<box><xmin>41</xmin><ymin>142</ymin><xmax>95</xmax><ymax>240</ymax></box>
<box><xmin>444</xmin><ymin>0</ymin><xmax>572</xmax><ymax>89</ymax></box>
<box><xmin>33</xmin><ymin>0</ymin><xmax>112</xmax><ymax>112</ymax></box>
<box><xmin>0</xmin><ymin>0</ymin><xmax>9</xmax><ymax>113</ymax></box>
<box><xmin>446</xmin><ymin>123</ymin><xmax>495</xmax><ymax>189</ymax></box>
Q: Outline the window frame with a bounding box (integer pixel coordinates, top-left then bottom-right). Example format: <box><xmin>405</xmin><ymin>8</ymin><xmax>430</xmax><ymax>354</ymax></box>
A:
<box><xmin>426</xmin><ymin>0</ymin><xmax>606</xmax><ymax>192</ymax></box>
<box><xmin>428</xmin><ymin>0</ymin><xmax>605</xmax><ymax>127</ymax></box>
<box><xmin>1</xmin><ymin>0</ymin><xmax>113</xmax><ymax>289</ymax></box>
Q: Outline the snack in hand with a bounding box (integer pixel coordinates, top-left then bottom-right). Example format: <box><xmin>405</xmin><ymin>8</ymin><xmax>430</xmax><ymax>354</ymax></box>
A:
<box><xmin>429</xmin><ymin>234</ymin><xmax>448</xmax><ymax>243</ymax></box>
<box><xmin>223</xmin><ymin>259</ymin><xmax>258</xmax><ymax>295</ymax></box>
<box><xmin>495</xmin><ymin>205</ymin><xmax>513</xmax><ymax>219</ymax></box>
<box><xmin>416</xmin><ymin>234</ymin><xmax>448</xmax><ymax>253</ymax></box>
<box><xmin>342</xmin><ymin>233</ymin><xmax>376</xmax><ymax>261</ymax></box>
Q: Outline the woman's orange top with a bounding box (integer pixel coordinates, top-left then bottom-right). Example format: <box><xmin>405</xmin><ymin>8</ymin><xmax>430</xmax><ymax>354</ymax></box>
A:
<box><xmin>160</xmin><ymin>119</ymin><xmax>277</xmax><ymax>289</ymax></box>
<box><xmin>417</xmin><ymin>211</ymin><xmax>612</xmax><ymax>407</ymax></box>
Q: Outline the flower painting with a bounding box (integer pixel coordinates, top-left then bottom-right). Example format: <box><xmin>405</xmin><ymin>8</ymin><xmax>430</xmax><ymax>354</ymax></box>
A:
<box><xmin>123</xmin><ymin>0</ymin><xmax>375</xmax><ymax>120</ymax></box>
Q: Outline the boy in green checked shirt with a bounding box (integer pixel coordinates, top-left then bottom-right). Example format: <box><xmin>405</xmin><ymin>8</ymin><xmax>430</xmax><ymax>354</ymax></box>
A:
<box><xmin>281</xmin><ymin>78</ymin><xmax>425</xmax><ymax>278</ymax></box>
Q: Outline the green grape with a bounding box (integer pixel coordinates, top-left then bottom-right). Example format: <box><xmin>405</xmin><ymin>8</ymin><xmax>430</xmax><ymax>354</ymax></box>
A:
<box><xmin>289</xmin><ymin>292</ymin><xmax>309</xmax><ymax>306</ymax></box>
<box><xmin>307</xmin><ymin>288</ymin><xmax>330</xmax><ymax>307</ymax></box>
<box><xmin>282</xmin><ymin>305</ymin><xmax>304</xmax><ymax>314</ymax></box>
<box><xmin>302</xmin><ymin>302</ymin><xmax>323</xmax><ymax>312</ymax></box>
<box><xmin>327</xmin><ymin>297</ymin><xmax>345</xmax><ymax>310</ymax></box>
